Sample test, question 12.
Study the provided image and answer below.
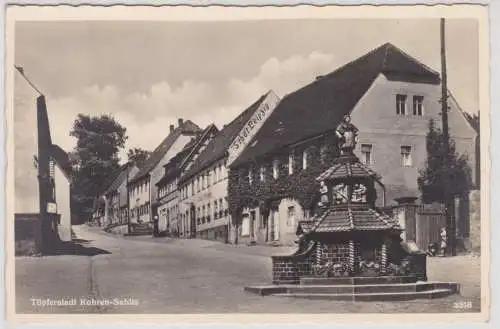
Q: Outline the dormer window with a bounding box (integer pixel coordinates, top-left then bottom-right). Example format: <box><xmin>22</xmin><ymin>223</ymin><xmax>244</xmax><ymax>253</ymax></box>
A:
<box><xmin>288</xmin><ymin>151</ymin><xmax>294</xmax><ymax>175</ymax></box>
<box><xmin>396</xmin><ymin>94</ymin><xmax>407</xmax><ymax>115</ymax></box>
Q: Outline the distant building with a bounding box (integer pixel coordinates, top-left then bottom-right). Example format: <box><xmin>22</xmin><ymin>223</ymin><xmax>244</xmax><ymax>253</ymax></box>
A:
<box><xmin>155</xmin><ymin>125</ymin><xmax>219</xmax><ymax>236</ymax></box>
<box><xmin>127</xmin><ymin>119</ymin><xmax>202</xmax><ymax>227</ymax></box>
<box><xmin>178</xmin><ymin>90</ymin><xmax>280</xmax><ymax>241</ymax></box>
<box><xmin>229</xmin><ymin>43</ymin><xmax>477</xmax><ymax>246</ymax></box>
<box><xmin>91</xmin><ymin>197</ymin><xmax>106</xmax><ymax>227</ymax></box>
<box><xmin>103</xmin><ymin>162</ymin><xmax>140</xmax><ymax>229</ymax></box>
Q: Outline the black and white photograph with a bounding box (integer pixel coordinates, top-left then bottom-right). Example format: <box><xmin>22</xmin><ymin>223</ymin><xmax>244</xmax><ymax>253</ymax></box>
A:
<box><xmin>4</xmin><ymin>4</ymin><xmax>489</xmax><ymax>322</ymax></box>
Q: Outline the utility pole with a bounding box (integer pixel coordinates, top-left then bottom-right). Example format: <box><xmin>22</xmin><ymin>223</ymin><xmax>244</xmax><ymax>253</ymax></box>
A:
<box><xmin>440</xmin><ymin>18</ymin><xmax>456</xmax><ymax>256</ymax></box>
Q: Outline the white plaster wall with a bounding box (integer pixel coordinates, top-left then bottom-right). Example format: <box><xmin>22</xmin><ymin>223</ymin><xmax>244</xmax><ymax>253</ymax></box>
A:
<box><xmin>277</xmin><ymin>198</ymin><xmax>304</xmax><ymax>245</ymax></box>
<box><xmin>351</xmin><ymin>74</ymin><xmax>477</xmax><ymax>197</ymax></box>
<box><xmin>54</xmin><ymin>165</ymin><xmax>72</xmax><ymax>241</ymax></box>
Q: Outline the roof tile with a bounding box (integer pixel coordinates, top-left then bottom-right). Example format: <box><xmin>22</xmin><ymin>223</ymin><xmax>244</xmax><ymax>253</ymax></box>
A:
<box><xmin>180</xmin><ymin>93</ymin><xmax>268</xmax><ymax>182</ymax></box>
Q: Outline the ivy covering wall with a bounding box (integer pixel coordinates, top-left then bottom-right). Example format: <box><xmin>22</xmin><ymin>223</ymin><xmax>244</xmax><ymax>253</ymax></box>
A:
<box><xmin>227</xmin><ymin>132</ymin><xmax>340</xmax><ymax>223</ymax></box>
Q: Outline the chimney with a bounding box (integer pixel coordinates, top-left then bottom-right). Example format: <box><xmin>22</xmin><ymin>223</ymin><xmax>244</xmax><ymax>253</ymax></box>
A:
<box><xmin>178</xmin><ymin>118</ymin><xmax>184</xmax><ymax>126</ymax></box>
<box><xmin>170</xmin><ymin>124</ymin><xmax>175</xmax><ymax>132</ymax></box>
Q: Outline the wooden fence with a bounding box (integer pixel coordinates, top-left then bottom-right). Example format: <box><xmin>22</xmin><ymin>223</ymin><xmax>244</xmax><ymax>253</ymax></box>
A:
<box><xmin>415</xmin><ymin>203</ymin><xmax>446</xmax><ymax>251</ymax></box>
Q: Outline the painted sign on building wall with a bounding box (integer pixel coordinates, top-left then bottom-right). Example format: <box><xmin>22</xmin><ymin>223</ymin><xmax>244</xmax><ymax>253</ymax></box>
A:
<box><xmin>226</xmin><ymin>90</ymin><xmax>280</xmax><ymax>166</ymax></box>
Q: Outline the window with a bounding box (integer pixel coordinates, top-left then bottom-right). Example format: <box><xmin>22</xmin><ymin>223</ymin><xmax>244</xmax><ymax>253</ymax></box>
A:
<box><xmin>214</xmin><ymin>201</ymin><xmax>218</xmax><ymax>217</ymax></box>
<box><xmin>413</xmin><ymin>95</ymin><xmax>424</xmax><ymax>116</ymax></box>
<box><xmin>197</xmin><ymin>178</ymin><xmax>200</xmax><ymax>192</ymax></box>
<box><xmin>248</xmin><ymin>166</ymin><xmax>253</xmax><ymax>185</ymax></box>
<box><xmin>320</xmin><ymin>143</ymin><xmax>327</xmax><ymax>163</ymax></box>
<box><xmin>207</xmin><ymin>203</ymin><xmax>211</xmax><ymax>222</ymax></box>
<box><xmin>288</xmin><ymin>151</ymin><xmax>294</xmax><ymax>175</ymax></box>
<box><xmin>302</xmin><ymin>149</ymin><xmax>308</xmax><ymax>170</ymax></box>
<box><xmin>361</xmin><ymin>144</ymin><xmax>373</xmax><ymax>165</ymax></box>
<box><xmin>260</xmin><ymin>166</ymin><xmax>266</xmax><ymax>182</ymax></box>
<box><xmin>401</xmin><ymin>146</ymin><xmax>412</xmax><ymax>167</ymax></box>
<box><xmin>273</xmin><ymin>159</ymin><xmax>279</xmax><ymax>179</ymax></box>
<box><xmin>207</xmin><ymin>171</ymin><xmax>211</xmax><ymax>187</ymax></box>
<box><xmin>396</xmin><ymin>94</ymin><xmax>407</xmax><ymax>115</ymax></box>
<box><xmin>213</xmin><ymin>169</ymin><xmax>217</xmax><ymax>185</ymax></box>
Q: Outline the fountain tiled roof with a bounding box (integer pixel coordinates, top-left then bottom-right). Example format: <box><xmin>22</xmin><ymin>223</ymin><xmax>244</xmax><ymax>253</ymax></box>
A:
<box><xmin>298</xmin><ymin>204</ymin><xmax>401</xmax><ymax>234</ymax></box>
<box><xmin>316</xmin><ymin>155</ymin><xmax>380</xmax><ymax>182</ymax></box>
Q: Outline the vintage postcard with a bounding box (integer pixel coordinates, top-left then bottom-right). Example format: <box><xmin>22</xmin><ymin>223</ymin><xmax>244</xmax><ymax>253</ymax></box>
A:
<box><xmin>4</xmin><ymin>3</ymin><xmax>490</xmax><ymax>324</ymax></box>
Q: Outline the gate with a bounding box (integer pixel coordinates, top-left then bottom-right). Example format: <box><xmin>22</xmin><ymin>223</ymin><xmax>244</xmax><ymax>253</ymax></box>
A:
<box><xmin>415</xmin><ymin>203</ymin><xmax>446</xmax><ymax>251</ymax></box>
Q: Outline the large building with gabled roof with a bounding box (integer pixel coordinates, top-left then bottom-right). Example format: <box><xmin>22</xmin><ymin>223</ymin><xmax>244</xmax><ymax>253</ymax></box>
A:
<box><xmin>228</xmin><ymin>42</ymin><xmax>477</xmax><ymax>246</ymax></box>
<box><xmin>127</xmin><ymin>119</ymin><xmax>202</xmax><ymax>227</ymax></box>
<box><xmin>155</xmin><ymin>124</ymin><xmax>219</xmax><ymax>236</ymax></box>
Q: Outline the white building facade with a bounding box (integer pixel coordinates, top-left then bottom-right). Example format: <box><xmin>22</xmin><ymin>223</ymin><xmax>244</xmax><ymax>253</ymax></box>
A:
<box><xmin>178</xmin><ymin>91</ymin><xmax>280</xmax><ymax>241</ymax></box>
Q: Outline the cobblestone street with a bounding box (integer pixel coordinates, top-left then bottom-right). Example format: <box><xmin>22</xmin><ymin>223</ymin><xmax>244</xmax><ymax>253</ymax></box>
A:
<box><xmin>15</xmin><ymin>225</ymin><xmax>482</xmax><ymax>314</ymax></box>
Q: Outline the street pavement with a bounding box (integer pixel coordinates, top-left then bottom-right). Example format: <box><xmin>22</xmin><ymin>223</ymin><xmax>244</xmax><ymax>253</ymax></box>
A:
<box><xmin>15</xmin><ymin>225</ymin><xmax>482</xmax><ymax>314</ymax></box>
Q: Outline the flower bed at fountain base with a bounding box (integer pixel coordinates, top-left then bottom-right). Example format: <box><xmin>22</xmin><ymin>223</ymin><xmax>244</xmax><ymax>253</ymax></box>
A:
<box><xmin>245</xmin><ymin>241</ymin><xmax>459</xmax><ymax>301</ymax></box>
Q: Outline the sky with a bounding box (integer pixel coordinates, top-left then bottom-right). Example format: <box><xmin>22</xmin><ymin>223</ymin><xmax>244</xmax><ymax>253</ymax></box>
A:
<box><xmin>13</xmin><ymin>19</ymin><xmax>478</xmax><ymax>211</ymax></box>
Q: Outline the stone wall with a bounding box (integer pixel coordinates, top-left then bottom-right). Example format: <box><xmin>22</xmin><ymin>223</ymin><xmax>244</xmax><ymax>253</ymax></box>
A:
<box><xmin>271</xmin><ymin>243</ymin><xmax>315</xmax><ymax>284</ymax></box>
<box><xmin>15</xmin><ymin>214</ymin><xmax>41</xmax><ymax>256</ymax></box>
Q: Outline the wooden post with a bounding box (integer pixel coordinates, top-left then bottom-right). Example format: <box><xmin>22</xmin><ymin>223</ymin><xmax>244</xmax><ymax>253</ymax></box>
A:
<box><xmin>316</xmin><ymin>242</ymin><xmax>322</xmax><ymax>264</ymax></box>
<box><xmin>349</xmin><ymin>240</ymin><xmax>355</xmax><ymax>274</ymax></box>
<box><xmin>381</xmin><ymin>243</ymin><xmax>387</xmax><ymax>274</ymax></box>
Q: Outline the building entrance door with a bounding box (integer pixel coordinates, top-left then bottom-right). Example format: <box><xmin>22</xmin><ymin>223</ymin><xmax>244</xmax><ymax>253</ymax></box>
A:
<box><xmin>273</xmin><ymin>211</ymin><xmax>280</xmax><ymax>241</ymax></box>
<box><xmin>190</xmin><ymin>205</ymin><xmax>196</xmax><ymax>238</ymax></box>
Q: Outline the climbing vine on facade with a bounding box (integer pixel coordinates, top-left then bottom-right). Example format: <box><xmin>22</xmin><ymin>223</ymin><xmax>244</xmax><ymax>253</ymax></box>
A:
<box><xmin>227</xmin><ymin>132</ymin><xmax>340</xmax><ymax>222</ymax></box>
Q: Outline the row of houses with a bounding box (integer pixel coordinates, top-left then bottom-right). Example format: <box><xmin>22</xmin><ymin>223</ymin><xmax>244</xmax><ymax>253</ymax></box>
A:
<box><xmin>94</xmin><ymin>42</ymin><xmax>478</xmax><ymax>246</ymax></box>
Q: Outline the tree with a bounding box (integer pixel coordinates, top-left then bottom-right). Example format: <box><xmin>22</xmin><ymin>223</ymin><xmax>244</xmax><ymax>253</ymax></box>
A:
<box><xmin>69</xmin><ymin>114</ymin><xmax>127</xmax><ymax>223</ymax></box>
<box><xmin>418</xmin><ymin>119</ymin><xmax>473</xmax><ymax>203</ymax></box>
<box><xmin>127</xmin><ymin>147</ymin><xmax>151</xmax><ymax>167</ymax></box>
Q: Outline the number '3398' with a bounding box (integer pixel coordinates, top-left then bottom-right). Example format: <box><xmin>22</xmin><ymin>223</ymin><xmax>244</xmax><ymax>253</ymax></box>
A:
<box><xmin>453</xmin><ymin>301</ymin><xmax>472</xmax><ymax>309</ymax></box>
